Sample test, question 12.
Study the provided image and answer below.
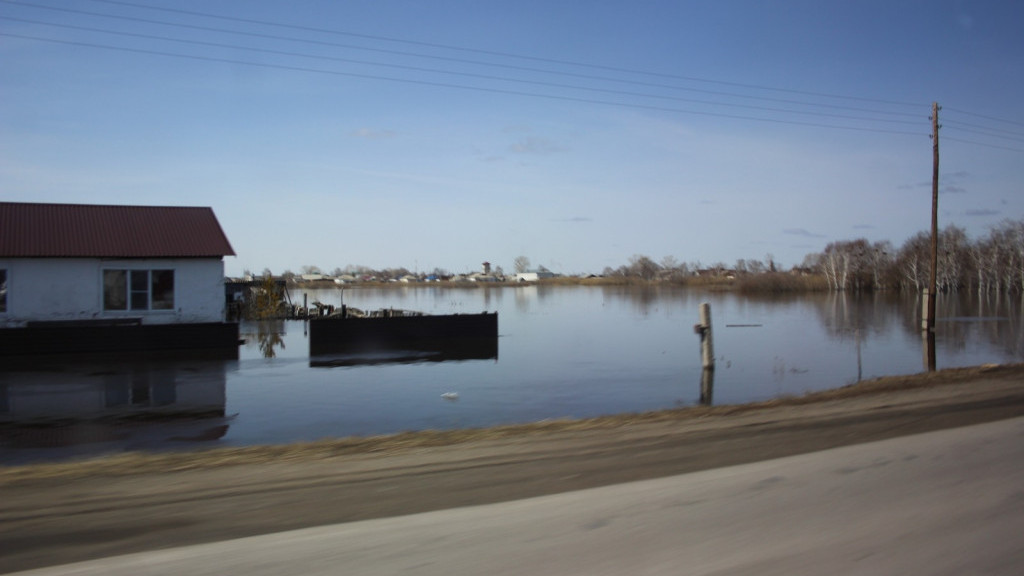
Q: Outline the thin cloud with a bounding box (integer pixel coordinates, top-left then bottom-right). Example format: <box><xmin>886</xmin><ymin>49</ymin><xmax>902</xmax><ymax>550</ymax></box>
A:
<box><xmin>783</xmin><ymin>228</ymin><xmax>825</xmax><ymax>238</ymax></box>
<box><xmin>550</xmin><ymin>216</ymin><xmax>593</xmax><ymax>223</ymax></box>
<box><xmin>852</xmin><ymin>224</ymin><xmax>875</xmax><ymax>230</ymax></box>
<box><xmin>352</xmin><ymin>128</ymin><xmax>397</xmax><ymax>139</ymax></box>
<box><xmin>509</xmin><ymin>137</ymin><xmax>563</xmax><ymax>155</ymax></box>
<box><xmin>903</xmin><ymin>171</ymin><xmax>970</xmax><ymax>191</ymax></box>
<box><xmin>965</xmin><ymin>209</ymin><xmax>1001</xmax><ymax>217</ymax></box>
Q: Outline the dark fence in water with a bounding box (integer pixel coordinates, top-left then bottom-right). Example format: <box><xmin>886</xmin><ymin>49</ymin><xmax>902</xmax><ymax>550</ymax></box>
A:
<box><xmin>308</xmin><ymin>312</ymin><xmax>498</xmax><ymax>366</ymax></box>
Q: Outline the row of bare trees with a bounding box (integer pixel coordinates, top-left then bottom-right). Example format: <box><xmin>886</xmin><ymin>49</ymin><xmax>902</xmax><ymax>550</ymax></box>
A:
<box><xmin>802</xmin><ymin>219</ymin><xmax>1024</xmax><ymax>293</ymax></box>
<box><xmin>243</xmin><ymin>219</ymin><xmax>1023</xmax><ymax>294</ymax></box>
<box><xmin>601</xmin><ymin>254</ymin><xmax>780</xmax><ymax>282</ymax></box>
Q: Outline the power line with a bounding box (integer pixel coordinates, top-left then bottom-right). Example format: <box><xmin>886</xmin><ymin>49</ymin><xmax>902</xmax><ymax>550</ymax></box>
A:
<box><xmin>0</xmin><ymin>31</ymin><xmax>929</xmax><ymax>137</ymax></box>
<box><xmin>0</xmin><ymin>16</ymin><xmax>924</xmax><ymax>128</ymax></box>
<box><xmin>84</xmin><ymin>0</ymin><xmax>925</xmax><ymax>107</ymax></box>
<box><xmin>941</xmin><ymin>122</ymin><xmax>1024</xmax><ymax>144</ymax></box>
<box><xmin>8</xmin><ymin>0</ymin><xmax>926</xmax><ymax>108</ymax></box>
<box><xmin>1</xmin><ymin>1</ymin><xmax>925</xmax><ymax>119</ymax></box>
<box><xmin>5</xmin><ymin>0</ymin><xmax>1020</xmax><ymax>151</ymax></box>
<box><xmin>944</xmin><ymin>106</ymin><xmax>1024</xmax><ymax>128</ymax></box>
<box><xmin>943</xmin><ymin>119</ymin><xmax>1024</xmax><ymax>138</ymax></box>
<box><xmin>944</xmin><ymin>136</ymin><xmax>1024</xmax><ymax>153</ymax></box>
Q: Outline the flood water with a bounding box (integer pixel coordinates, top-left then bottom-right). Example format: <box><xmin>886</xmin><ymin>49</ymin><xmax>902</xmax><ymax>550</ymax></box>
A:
<box><xmin>2</xmin><ymin>285</ymin><xmax>1022</xmax><ymax>464</ymax></box>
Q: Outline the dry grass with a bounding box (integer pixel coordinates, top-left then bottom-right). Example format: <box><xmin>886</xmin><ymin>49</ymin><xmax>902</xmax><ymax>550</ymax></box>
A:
<box><xmin>2</xmin><ymin>363</ymin><xmax>1021</xmax><ymax>484</ymax></box>
<box><xmin>735</xmin><ymin>272</ymin><xmax>830</xmax><ymax>293</ymax></box>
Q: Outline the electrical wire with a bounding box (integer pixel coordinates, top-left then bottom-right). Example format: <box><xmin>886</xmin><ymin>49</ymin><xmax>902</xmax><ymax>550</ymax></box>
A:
<box><xmin>0</xmin><ymin>30</ymin><xmax>928</xmax><ymax>137</ymax></box>
<box><xmin>943</xmin><ymin>137</ymin><xmax>1023</xmax><ymax>153</ymax></box>
<box><xmin>944</xmin><ymin>106</ymin><xmax>1024</xmax><ymax>128</ymax></box>
<box><xmin>0</xmin><ymin>1</ymin><xmax>924</xmax><ymax>119</ymax></box>
<box><xmin>3</xmin><ymin>0</ymin><xmax>1020</xmax><ymax>150</ymax></box>
<box><xmin>0</xmin><ymin>16</ymin><xmax>924</xmax><ymax>127</ymax></box>
<box><xmin>77</xmin><ymin>0</ymin><xmax>926</xmax><ymax>108</ymax></box>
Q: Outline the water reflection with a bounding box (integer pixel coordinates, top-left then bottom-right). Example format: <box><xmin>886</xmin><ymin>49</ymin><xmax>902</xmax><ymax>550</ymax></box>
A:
<box><xmin>240</xmin><ymin>320</ymin><xmax>287</xmax><ymax>358</ymax></box>
<box><xmin>309</xmin><ymin>339</ymin><xmax>499</xmax><ymax>367</ymax></box>
<box><xmin>779</xmin><ymin>290</ymin><xmax>1021</xmax><ymax>376</ymax></box>
<box><xmin>923</xmin><ymin>330</ymin><xmax>936</xmax><ymax>371</ymax></box>
<box><xmin>0</xmin><ymin>356</ymin><xmax>233</xmax><ymax>464</ymax></box>
<box><xmin>4</xmin><ymin>286</ymin><xmax>1021</xmax><ymax>464</ymax></box>
<box><xmin>699</xmin><ymin>368</ymin><xmax>714</xmax><ymax>406</ymax></box>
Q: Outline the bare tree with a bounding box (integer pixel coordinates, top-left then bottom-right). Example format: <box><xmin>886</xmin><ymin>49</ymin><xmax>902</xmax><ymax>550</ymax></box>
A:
<box><xmin>513</xmin><ymin>256</ymin><xmax>531</xmax><ymax>274</ymax></box>
<box><xmin>937</xmin><ymin>226</ymin><xmax>969</xmax><ymax>292</ymax></box>
<box><xmin>627</xmin><ymin>254</ymin><xmax>660</xmax><ymax>280</ymax></box>
<box><xmin>991</xmin><ymin>219</ymin><xmax>1024</xmax><ymax>292</ymax></box>
<box><xmin>895</xmin><ymin>233</ymin><xmax>928</xmax><ymax>291</ymax></box>
<box><xmin>868</xmin><ymin>240</ymin><xmax>894</xmax><ymax>290</ymax></box>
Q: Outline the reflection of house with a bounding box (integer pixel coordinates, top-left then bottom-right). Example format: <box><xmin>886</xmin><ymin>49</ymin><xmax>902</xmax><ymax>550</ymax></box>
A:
<box><xmin>0</xmin><ymin>202</ymin><xmax>239</xmax><ymax>356</ymax></box>
<box><xmin>0</xmin><ymin>359</ymin><xmax>232</xmax><ymax>460</ymax></box>
<box><xmin>0</xmin><ymin>361</ymin><xmax>228</xmax><ymax>422</ymax></box>
<box><xmin>515</xmin><ymin>266</ymin><xmax>557</xmax><ymax>282</ymax></box>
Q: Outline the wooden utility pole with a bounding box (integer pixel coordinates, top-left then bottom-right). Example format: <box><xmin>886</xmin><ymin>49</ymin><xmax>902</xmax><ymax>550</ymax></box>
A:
<box><xmin>923</xmin><ymin>102</ymin><xmax>940</xmax><ymax>333</ymax></box>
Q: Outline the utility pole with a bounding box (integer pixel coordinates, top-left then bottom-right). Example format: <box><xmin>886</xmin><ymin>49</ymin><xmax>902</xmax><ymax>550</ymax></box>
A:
<box><xmin>923</xmin><ymin>102</ymin><xmax>940</xmax><ymax>333</ymax></box>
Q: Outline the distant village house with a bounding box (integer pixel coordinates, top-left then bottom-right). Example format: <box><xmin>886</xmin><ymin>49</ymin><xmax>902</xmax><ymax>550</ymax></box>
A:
<box><xmin>515</xmin><ymin>266</ymin><xmax>557</xmax><ymax>282</ymax></box>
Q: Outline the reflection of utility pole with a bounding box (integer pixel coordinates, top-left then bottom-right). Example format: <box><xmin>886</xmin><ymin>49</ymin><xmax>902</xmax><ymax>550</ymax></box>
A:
<box><xmin>855</xmin><ymin>327</ymin><xmax>862</xmax><ymax>382</ymax></box>
<box><xmin>924</xmin><ymin>102</ymin><xmax>940</xmax><ymax>333</ymax></box>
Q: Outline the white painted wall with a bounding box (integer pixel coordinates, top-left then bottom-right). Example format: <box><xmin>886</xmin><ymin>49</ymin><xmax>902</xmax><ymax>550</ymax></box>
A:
<box><xmin>0</xmin><ymin>258</ymin><xmax>226</xmax><ymax>327</ymax></box>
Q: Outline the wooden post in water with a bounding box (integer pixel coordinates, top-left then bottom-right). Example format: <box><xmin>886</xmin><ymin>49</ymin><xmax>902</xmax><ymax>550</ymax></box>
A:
<box><xmin>700</xmin><ymin>367</ymin><xmax>714</xmax><ymax>406</ymax></box>
<box><xmin>694</xmin><ymin>303</ymin><xmax>715</xmax><ymax>370</ymax></box>
<box><xmin>694</xmin><ymin>303</ymin><xmax>715</xmax><ymax>404</ymax></box>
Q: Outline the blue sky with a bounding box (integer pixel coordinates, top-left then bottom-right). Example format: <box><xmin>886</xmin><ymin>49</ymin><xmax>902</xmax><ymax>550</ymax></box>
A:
<box><xmin>2</xmin><ymin>1</ymin><xmax>1022</xmax><ymax>276</ymax></box>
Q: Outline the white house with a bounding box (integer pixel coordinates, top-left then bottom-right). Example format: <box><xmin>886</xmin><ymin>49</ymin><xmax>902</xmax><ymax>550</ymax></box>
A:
<box><xmin>515</xmin><ymin>266</ymin><xmax>557</xmax><ymax>282</ymax></box>
<box><xmin>0</xmin><ymin>202</ymin><xmax>238</xmax><ymax>355</ymax></box>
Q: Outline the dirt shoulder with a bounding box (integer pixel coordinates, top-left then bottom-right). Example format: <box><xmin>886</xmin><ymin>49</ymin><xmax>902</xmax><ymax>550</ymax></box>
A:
<box><xmin>3</xmin><ymin>364</ymin><xmax>1024</xmax><ymax>573</ymax></box>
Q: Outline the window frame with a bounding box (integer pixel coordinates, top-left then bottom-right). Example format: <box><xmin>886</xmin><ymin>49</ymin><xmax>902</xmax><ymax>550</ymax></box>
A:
<box><xmin>102</xmin><ymin>267</ymin><xmax>175</xmax><ymax>313</ymax></box>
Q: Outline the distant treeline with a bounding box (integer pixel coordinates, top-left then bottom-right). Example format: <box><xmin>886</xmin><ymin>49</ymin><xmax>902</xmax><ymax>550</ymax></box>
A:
<box><xmin>605</xmin><ymin>219</ymin><xmax>1024</xmax><ymax>294</ymax></box>
<box><xmin>802</xmin><ymin>219</ymin><xmax>1024</xmax><ymax>293</ymax></box>
<box><xmin>248</xmin><ymin>218</ymin><xmax>1024</xmax><ymax>294</ymax></box>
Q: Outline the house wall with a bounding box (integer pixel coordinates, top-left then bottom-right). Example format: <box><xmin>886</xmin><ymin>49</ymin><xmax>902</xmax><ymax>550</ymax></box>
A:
<box><xmin>0</xmin><ymin>258</ymin><xmax>226</xmax><ymax>327</ymax></box>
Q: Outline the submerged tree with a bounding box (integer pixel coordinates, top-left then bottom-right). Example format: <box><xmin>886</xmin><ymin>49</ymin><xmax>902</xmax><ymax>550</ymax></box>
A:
<box><xmin>250</xmin><ymin>274</ymin><xmax>285</xmax><ymax>319</ymax></box>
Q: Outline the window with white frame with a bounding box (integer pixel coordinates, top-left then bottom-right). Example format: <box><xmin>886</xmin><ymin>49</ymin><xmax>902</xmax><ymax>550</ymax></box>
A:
<box><xmin>103</xmin><ymin>269</ymin><xmax>174</xmax><ymax>311</ymax></box>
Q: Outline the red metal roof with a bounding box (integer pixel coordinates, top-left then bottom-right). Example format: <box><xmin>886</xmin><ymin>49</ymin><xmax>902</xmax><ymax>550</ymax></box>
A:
<box><xmin>0</xmin><ymin>202</ymin><xmax>235</xmax><ymax>258</ymax></box>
